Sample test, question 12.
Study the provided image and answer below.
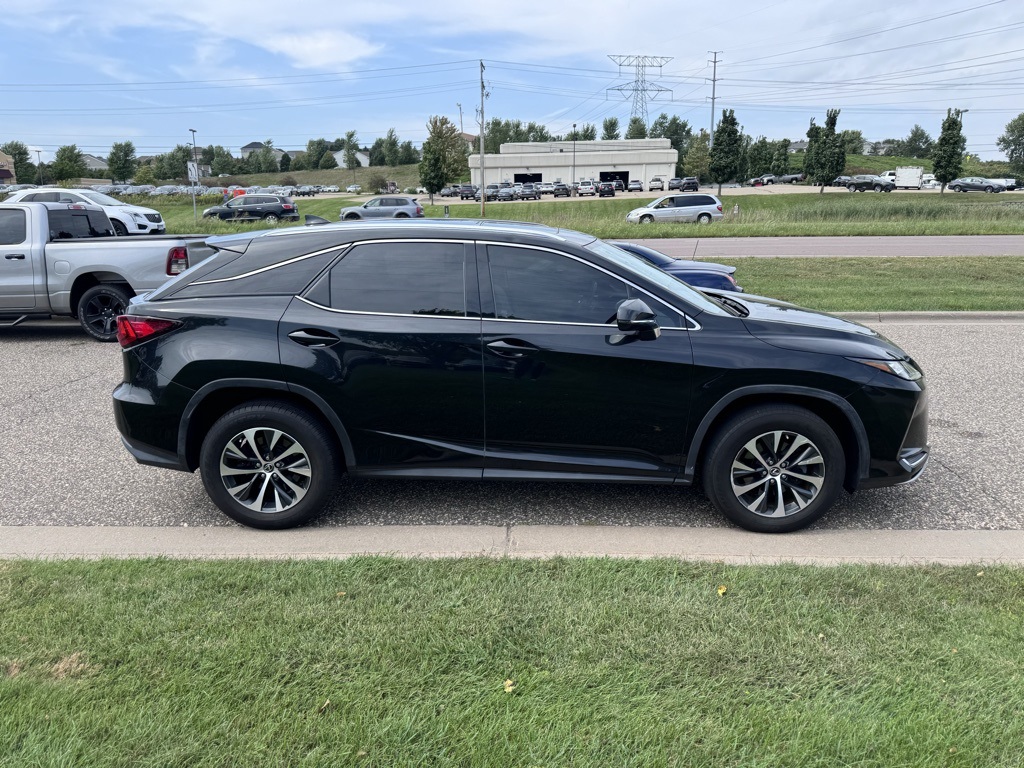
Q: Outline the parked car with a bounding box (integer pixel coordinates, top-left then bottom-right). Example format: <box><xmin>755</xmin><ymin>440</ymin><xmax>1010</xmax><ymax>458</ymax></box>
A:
<box><xmin>345</xmin><ymin>184</ymin><xmax>362</xmax><ymax>193</ymax></box>
<box><xmin>150</xmin><ymin>185</ymin><xmax>180</xmax><ymax>196</ymax></box>
<box><xmin>322</xmin><ymin>185</ymin><xmax>340</xmax><ymax>193</ymax></box>
<box><xmin>649</xmin><ymin>178</ymin><xmax>665</xmax><ymax>191</ymax></box>
<box><xmin>517</xmin><ymin>183</ymin><xmax>541</xmax><ymax>200</ymax></box>
<box><xmin>597</xmin><ymin>181</ymin><xmax>616</xmax><ymax>197</ymax></box>
<box><xmin>459</xmin><ymin>184</ymin><xmax>477</xmax><ymax>200</ymax></box>
<box><xmin>0</xmin><ymin>201</ymin><xmax>213</xmax><ymax>341</ymax></box>
<box><xmin>439</xmin><ymin>186</ymin><xmax>457</xmax><ymax>197</ymax></box>
<box><xmin>845</xmin><ymin>175</ymin><xmax>895</xmax><ymax>193</ymax></box>
<box><xmin>295</xmin><ymin>186</ymin><xmax>317</xmax><ymax>197</ymax></box>
<box><xmin>339</xmin><ymin>196</ymin><xmax>424</xmax><ymax>220</ymax></box>
<box><xmin>613</xmin><ymin>179</ymin><xmax>625</xmax><ymax>191</ymax></box>
<box><xmin>627</xmin><ymin>180</ymin><xmax>644</xmax><ymax>192</ymax></box>
<box><xmin>478</xmin><ymin>184</ymin><xmax>500</xmax><ymax>201</ymax></box>
<box><xmin>625</xmin><ymin>193</ymin><xmax>724</xmax><ymax>224</ymax></box>
<box><xmin>203</xmin><ymin>194</ymin><xmax>299</xmax><ymax>223</ymax></box>
<box><xmin>751</xmin><ymin>174</ymin><xmax>777</xmax><ymax>186</ymax></box>
<box><xmin>4</xmin><ymin>188</ymin><xmax>166</xmax><ymax>236</ymax></box>
<box><xmin>113</xmin><ymin>219</ymin><xmax>929</xmax><ymax>534</ymax></box>
<box><xmin>680</xmin><ymin>177</ymin><xmax>700</xmax><ymax>191</ymax></box>
<box><xmin>947</xmin><ymin>177</ymin><xmax>1005</xmax><ymax>193</ymax></box>
<box><xmin>667</xmin><ymin>178</ymin><xmax>685</xmax><ymax>190</ymax></box>
<box><xmin>832</xmin><ymin>176</ymin><xmax>852</xmax><ymax>187</ymax></box>
<box><xmin>778</xmin><ymin>173</ymin><xmax>805</xmax><ymax>184</ymax></box>
<box><xmin>552</xmin><ymin>183</ymin><xmax>571</xmax><ymax>198</ymax></box>
<box><xmin>495</xmin><ymin>188</ymin><xmax>516</xmax><ymax>202</ymax></box>
<box><xmin>608</xmin><ymin>241</ymin><xmax>742</xmax><ymax>292</ymax></box>
<box><xmin>538</xmin><ymin>182</ymin><xmax>555</xmax><ymax>195</ymax></box>
<box><xmin>578</xmin><ymin>180</ymin><xmax>597</xmax><ymax>196</ymax></box>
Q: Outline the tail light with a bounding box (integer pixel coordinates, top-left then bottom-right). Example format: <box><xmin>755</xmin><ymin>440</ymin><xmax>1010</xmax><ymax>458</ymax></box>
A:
<box><xmin>282</xmin><ymin>204</ymin><xmax>295</xmax><ymax>210</ymax></box>
<box><xmin>416</xmin><ymin>206</ymin><xmax>423</xmax><ymax>215</ymax></box>
<box><xmin>717</xmin><ymin>205</ymin><xmax>723</xmax><ymax>212</ymax></box>
<box><xmin>167</xmin><ymin>246</ymin><xmax>189</xmax><ymax>275</ymax></box>
<box><xmin>726</xmin><ymin>273</ymin><xmax>737</xmax><ymax>285</ymax></box>
<box><xmin>116</xmin><ymin>316</ymin><xmax>182</xmax><ymax>348</ymax></box>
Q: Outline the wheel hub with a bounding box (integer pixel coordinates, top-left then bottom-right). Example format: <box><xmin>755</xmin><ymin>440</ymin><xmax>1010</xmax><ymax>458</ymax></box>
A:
<box><xmin>730</xmin><ymin>430</ymin><xmax>825</xmax><ymax>518</ymax></box>
<box><xmin>219</xmin><ymin>428</ymin><xmax>312</xmax><ymax>514</ymax></box>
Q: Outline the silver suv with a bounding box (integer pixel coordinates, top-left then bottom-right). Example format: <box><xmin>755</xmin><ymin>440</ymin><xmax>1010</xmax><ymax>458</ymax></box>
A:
<box><xmin>340</xmin><ymin>196</ymin><xmax>424</xmax><ymax>220</ymax></box>
<box><xmin>625</xmin><ymin>193</ymin><xmax>724</xmax><ymax>224</ymax></box>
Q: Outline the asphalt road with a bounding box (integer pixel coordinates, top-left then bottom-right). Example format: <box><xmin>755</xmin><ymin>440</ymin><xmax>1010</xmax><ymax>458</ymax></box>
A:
<box><xmin>1</xmin><ymin>316</ymin><xmax>1021</xmax><ymax>532</ymax></box>
<box><xmin>635</xmin><ymin>235</ymin><xmax>1024</xmax><ymax>259</ymax></box>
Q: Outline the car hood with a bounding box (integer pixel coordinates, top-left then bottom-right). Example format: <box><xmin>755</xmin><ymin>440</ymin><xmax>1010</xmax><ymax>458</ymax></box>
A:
<box><xmin>707</xmin><ymin>291</ymin><xmax>908</xmax><ymax>360</ymax></box>
<box><xmin>117</xmin><ymin>204</ymin><xmax>160</xmax><ymax>216</ymax></box>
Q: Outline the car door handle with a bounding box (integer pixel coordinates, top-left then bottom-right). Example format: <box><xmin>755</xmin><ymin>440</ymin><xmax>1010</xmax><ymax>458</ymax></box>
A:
<box><xmin>486</xmin><ymin>339</ymin><xmax>538</xmax><ymax>358</ymax></box>
<box><xmin>288</xmin><ymin>328</ymin><xmax>341</xmax><ymax>347</ymax></box>
<box><xmin>4</xmin><ymin>254</ymin><xmax>25</xmax><ymax>260</ymax></box>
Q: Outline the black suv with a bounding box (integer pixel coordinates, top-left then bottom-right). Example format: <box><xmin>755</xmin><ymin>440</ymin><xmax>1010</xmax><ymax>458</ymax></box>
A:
<box><xmin>597</xmin><ymin>181</ymin><xmax>616</xmax><ymax>197</ymax></box>
<box><xmin>202</xmin><ymin>194</ymin><xmax>299</xmax><ymax>223</ymax></box>
<box><xmin>114</xmin><ymin>220</ymin><xmax>929</xmax><ymax>533</ymax></box>
<box><xmin>458</xmin><ymin>185</ymin><xmax>476</xmax><ymax>200</ymax></box>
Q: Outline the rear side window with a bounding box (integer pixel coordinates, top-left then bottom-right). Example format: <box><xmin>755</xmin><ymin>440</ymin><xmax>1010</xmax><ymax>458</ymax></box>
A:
<box><xmin>47</xmin><ymin>209</ymin><xmax>114</xmax><ymax>239</ymax></box>
<box><xmin>328</xmin><ymin>242</ymin><xmax>467</xmax><ymax>317</ymax></box>
<box><xmin>0</xmin><ymin>209</ymin><xmax>26</xmax><ymax>244</ymax></box>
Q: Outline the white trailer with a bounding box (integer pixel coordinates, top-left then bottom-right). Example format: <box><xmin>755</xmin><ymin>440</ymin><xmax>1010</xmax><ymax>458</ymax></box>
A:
<box><xmin>894</xmin><ymin>166</ymin><xmax>924</xmax><ymax>189</ymax></box>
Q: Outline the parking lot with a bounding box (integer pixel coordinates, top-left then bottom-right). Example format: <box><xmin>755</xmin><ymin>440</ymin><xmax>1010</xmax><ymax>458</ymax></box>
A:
<box><xmin>1</xmin><ymin>316</ymin><xmax>1021</xmax><ymax>531</ymax></box>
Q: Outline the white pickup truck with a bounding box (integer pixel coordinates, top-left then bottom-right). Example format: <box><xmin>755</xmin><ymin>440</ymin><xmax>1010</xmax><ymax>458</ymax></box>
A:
<box><xmin>0</xmin><ymin>202</ymin><xmax>214</xmax><ymax>341</ymax></box>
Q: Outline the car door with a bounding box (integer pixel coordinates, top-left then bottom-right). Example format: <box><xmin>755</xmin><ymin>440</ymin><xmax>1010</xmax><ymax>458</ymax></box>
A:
<box><xmin>279</xmin><ymin>238</ymin><xmax>485</xmax><ymax>475</ymax></box>
<box><xmin>478</xmin><ymin>242</ymin><xmax>694</xmax><ymax>480</ymax></box>
<box><xmin>0</xmin><ymin>208</ymin><xmax>43</xmax><ymax>311</ymax></box>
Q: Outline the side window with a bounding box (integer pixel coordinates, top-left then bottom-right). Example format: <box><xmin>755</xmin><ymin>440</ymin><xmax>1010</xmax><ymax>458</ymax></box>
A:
<box><xmin>674</xmin><ymin>196</ymin><xmax>695</xmax><ymax>208</ymax></box>
<box><xmin>365</xmin><ymin>199</ymin><xmax>380</xmax><ymax>208</ymax></box>
<box><xmin>487</xmin><ymin>245</ymin><xmax>684</xmax><ymax>327</ymax></box>
<box><xmin>328</xmin><ymin>241</ymin><xmax>467</xmax><ymax>317</ymax></box>
<box><xmin>0</xmin><ymin>209</ymin><xmax>27</xmax><ymax>244</ymax></box>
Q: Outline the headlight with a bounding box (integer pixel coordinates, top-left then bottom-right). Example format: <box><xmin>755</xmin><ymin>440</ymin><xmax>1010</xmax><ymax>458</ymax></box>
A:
<box><xmin>131</xmin><ymin>212</ymin><xmax>145</xmax><ymax>222</ymax></box>
<box><xmin>849</xmin><ymin>357</ymin><xmax>923</xmax><ymax>381</ymax></box>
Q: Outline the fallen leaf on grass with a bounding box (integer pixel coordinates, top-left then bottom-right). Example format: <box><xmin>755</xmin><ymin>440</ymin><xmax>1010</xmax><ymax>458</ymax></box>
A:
<box><xmin>504</xmin><ymin>679</ymin><xmax>516</xmax><ymax>693</ymax></box>
<box><xmin>318</xmin><ymin>699</ymin><xmax>331</xmax><ymax>714</ymax></box>
<box><xmin>717</xmin><ymin>585</ymin><xmax>727</xmax><ymax>597</ymax></box>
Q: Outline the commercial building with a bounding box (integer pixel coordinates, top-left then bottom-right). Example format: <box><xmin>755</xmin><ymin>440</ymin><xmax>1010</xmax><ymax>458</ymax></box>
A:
<box><xmin>468</xmin><ymin>138</ymin><xmax>677</xmax><ymax>187</ymax></box>
<box><xmin>0</xmin><ymin>150</ymin><xmax>15</xmax><ymax>185</ymax></box>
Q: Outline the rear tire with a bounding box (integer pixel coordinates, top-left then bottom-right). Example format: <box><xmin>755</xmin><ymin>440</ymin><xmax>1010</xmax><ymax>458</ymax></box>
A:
<box><xmin>263</xmin><ymin>213</ymin><xmax>280</xmax><ymax>223</ymax></box>
<box><xmin>199</xmin><ymin>401</ymin><xmax>340</xmax><ymax>529</ymax></box>
<box><xmin>703</xmin><ymin>405</ymin><xmax>845</xmax><ymax>533</ymax></box>
<box><xmin>78</xmin><ymin>284</ymin><xmax>132</xmax><ymax>342</ymax></box>
<box><xmin>697</xmin><ymin>213</ymin><xmax>712</xmax><ymax>224</ymax></box>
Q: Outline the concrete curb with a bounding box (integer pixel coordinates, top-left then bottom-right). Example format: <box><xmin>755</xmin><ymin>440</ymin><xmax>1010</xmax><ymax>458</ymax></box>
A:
<box><xmin>3</xmin><ymin>526</ymin><xmax>1023</xmax><ymax>566</ymax></box>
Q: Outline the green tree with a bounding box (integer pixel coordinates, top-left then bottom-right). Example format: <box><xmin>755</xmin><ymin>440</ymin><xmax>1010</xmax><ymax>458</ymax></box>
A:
<box><xmin>290</xmin><ymin>154</ymin><xmax>307</xmax><ymax>171</ymax></box>
<box><xmin>708</xmin><ymin>110</ymin><xmax>741</xmax><ymax>194</ymax></box>
<box><xmin>50</xmin><ymin>144</ymin><xmax>88</xmax><ymax>181</ymax></box>
<box><xmin>279</xmin><ymin>152</ymin><xmax>291</xmax><ymax>172</ymax></box>
<box><xmin>933</xmin><ymin>108</ymin><xmax>966</xmax><ymax>193</ymax></box>
<box><xmin>418</xmin><ymin>115</ymin><xmax>470</xmax><ymax>201</ymax></box>
<box><xmin>329</xmin><ymin>137</ymin><xmax>345</xmax><ymax>152</ymax></box>
<box><xmin>839</xmin><ymin>129</ymin><xmax>865</xmax><ymax>156</ymax></box>
<box><xmin>384</xmin><ymin>129</ymin><xmax>401</xmax><ymax>167</ymax></box>
<box><xmin>902</xmin><ymin>124</ymin><xmax>934</xmax><ymax>158</ymax></box>
<box><xmin>107</xmin><ymin>141</ymin><xmax>137</xmax><ymax>182</ymax></box>
<box><xmin>133</xmin><ymin>164</ymin><xmax>156</xmax><ymax>185</ymax></box>
<box><xmin>601</xmin><ymin>117</ymin><xmax>620</xmax><ymax>141</ymax></box>
<box><xmin>398</xmin><ymin>141</ymin><xmax>419</xmax><ymax>165</ymax></box>
<box><xmin>252</xmin><ymin>145</ymin><xmax>278</xmax><ymax>173</ymax></box>
<box><xmin>344</xmin><ymin>130</ymin><xmax>360</xmax><ymax>171</ymax></box>
<box><xmin>662</xmin><ymin>116</ymin><xmax>693</xmax><ymax>176</ymax></box>
<box><xmin>648</xmin><ymin>113</ymin><xmax>669</xmax><ymax>138</ymax></box>
<box><xmin>318</xmin><ymin>150</ymin><xmax>338</xmax><ymax>169</ymax></box>
<box><xmin>996</xmin><ymin>113</ymin><xmax>1024</xmax><ymax>182</ymax></box>
<box><xmin>0</xmin><ymin>140</ymin><xmax>35</xmax><ymax>184</ymax></box>
<box><xmin>770</xmin><ymin>139</ymin><xmax>791</xmax><ymax>175</ymax></box>
<box><xmin>804</xmin><ymin>119</ymin><xmax>823</xmax><ymax>186</ymax></box>
<box><xmin>210</xmin><ymin>146</ymin><xmax>238</xmax><ymax>176</ymax></box>
<box><xmin>682</xmin><ymin>130</ymin><xmax>711</xmax><ymax>182</ymax></box>
<box><xmin>156</xmin><ymin>145</ymin><xmax>192</xmax><ymax>180</ymax></box>
<box><xmin>815</xmin><ymin>109</ymin><xmax>845</xmax><ymax>193</ymax></box>
<box><xmin>746</xmin><ymin>136</ymin><xmax>773</xmax><ymax>179</ymax></box>
<box><xmin>579</xmin><ymin>123</ymin><xmax>597</xmax><ymax>141</ymax></box>
<box><xmin>368</xmin><ymin>137</ymin><xmax>386</xmax><ymax>166</ymax></box>
<box><xmin>304</xmin><ymin>138</ymin><xmax>330</xmax><ymax>170</ymax></box>
<box><xmin>624</xmin><ymin>117</ymin><xmax>647</xmax><ymax>139</ymax></box>
<box><xmin>200</xmin><ymin>145</ymin><xmax>215</xmax><ymax>165</ymax></box>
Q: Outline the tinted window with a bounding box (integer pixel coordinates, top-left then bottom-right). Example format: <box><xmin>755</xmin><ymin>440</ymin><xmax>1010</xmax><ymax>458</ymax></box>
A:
<box><xmin>0</xmin><ymin>209</ymin><xmax>26</xmax><ymax>244</ymax></box>
<box><xmin>47</xmin><ymin>209</ymin><xmax>114</xmax><ymax>239</ymax></box>
<box><xmin>329</xmin><ymin>242</ymin><xmax>466</xmax><ymax>317</ymax></box>
<box><xmin>487</xmin><ymin>245</ymin><xmax>683</xmax><ymax>327</ymax></box>
<box><xmin>673</xmin><ymin>196</ymin><xmax>697</xmax><ymax>207</ymax></box>
<box><xmin>694</xmin><ymin>196</ymin><xmax>717</xmax><ymax>206</ymax></box>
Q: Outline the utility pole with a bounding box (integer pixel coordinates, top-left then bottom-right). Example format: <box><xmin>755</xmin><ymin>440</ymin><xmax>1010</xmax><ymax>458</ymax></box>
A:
<box><xmin>479</xmin><ymin>60</ymin><xmax>487</xmax><ymax>217</ymax></box>
<box><xmin>456</xmin><ymin>102</ymin><xmax>464</xmax><ymax>134</ymax></box>
<box><xmin>708</xmin><ymin>51</ymin><xmax>721</xmax><ymax>147</ymax></box>
<box><xmin>34</xmin><ymin>149</ymin><xmax>43</xmax><ymax>185</ymax></box>
<box><xmin>188</xmin><ymin>128</ymin><xmax>199</xmax><ymax>224</ymax></box>
<box><xmin>607</xmin><ymin>55</ymin><xmax>672</xmax><ymax>129</ymax></box>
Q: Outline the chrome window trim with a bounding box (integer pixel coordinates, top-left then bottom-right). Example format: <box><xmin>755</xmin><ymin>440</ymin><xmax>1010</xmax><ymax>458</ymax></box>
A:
<box><xmin>193</xmin><ymin>244</ymin><xmax>350</xmax><ymax>285</ymax></box>
<box><xmin>479</xmin><ymin>240</ymin><xmax>701</xmax><ymax>330</ymax></box>
<box><xmin>296</xmin><ymin>295</ymin><xmax>478</xmax><ymax>321</ymax></box>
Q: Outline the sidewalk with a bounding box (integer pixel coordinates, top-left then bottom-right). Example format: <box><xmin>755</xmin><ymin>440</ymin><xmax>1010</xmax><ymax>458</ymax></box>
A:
<box><xmin>4</xmin><ymin>526</ymin><xmax>1024</xmax><ymax>565</ymax></box>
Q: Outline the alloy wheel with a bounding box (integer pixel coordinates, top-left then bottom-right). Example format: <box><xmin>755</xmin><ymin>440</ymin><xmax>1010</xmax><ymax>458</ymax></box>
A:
<box><xmin>729</xmin><ymin>430</ymin><xmax>825</xmax><ymax>518</ymax></box>
<box><xmin>219</xmin><ymin>428</ymin><xmax>312</xmax><ymax>514</ymax></box>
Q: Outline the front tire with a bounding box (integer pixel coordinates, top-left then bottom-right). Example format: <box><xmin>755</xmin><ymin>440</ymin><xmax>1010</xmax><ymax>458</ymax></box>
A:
<box><xmin>78</xmin><ymin>284</ymin><xmax>132</xmax><ymax>342</ymax></box>
<box><xmin>874</xmin><ymin>184</ymin><xmax>883</xmax><ymax>192</ymax></box>
<box><xmin>639</xmin><ymin>214</ymin><xmax>654</xmax><ymax>224</ymax></box>
<box><xmin>847</xmin><ymin>185</ymin><xmax>856</xmax><ymax>192</ymax></box>
<box><xmin>199</xmin><ymin>401</ymin><xmax>340</xmax><ymax>529</ymax></box>
<box><xmin>702</xmin><ymin>405</ymin><xmax>845</xmax><ymax>533</ymax></box>
<box><xmin>112</xmin><ymin>219</ymin><xmax>129</xmax><ymax>236</ymax></box>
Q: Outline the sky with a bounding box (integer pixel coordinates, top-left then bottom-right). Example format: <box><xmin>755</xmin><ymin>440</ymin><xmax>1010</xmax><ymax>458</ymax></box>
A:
<box><xmin>2</xmin><ymin>0</ymin><xmax>1021</xmax><ymax>162</ymax></box>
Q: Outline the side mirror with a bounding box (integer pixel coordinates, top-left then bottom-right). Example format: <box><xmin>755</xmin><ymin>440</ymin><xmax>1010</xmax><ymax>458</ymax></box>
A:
<box><xmin>616</xmin><ymin>299</ymin><xmax>660</xmax><ymax>340</ymax></box>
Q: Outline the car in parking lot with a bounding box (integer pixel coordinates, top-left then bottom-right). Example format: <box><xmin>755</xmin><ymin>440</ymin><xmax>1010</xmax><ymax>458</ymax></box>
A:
<box><xmin>552</xmin><ymin>183</ymin><xmax>570</xmax><ymax>198</ymax></box>
<box><xmin>113</xmin><ymin>218</ymin><xmax>929</xmax><ymax>534</ymax></box>
<box><xmin>340</xmin><ymin>196</ymin><xmax>423</xmax><ymax>220</ymax></box>
<box><xmin>597</xmin><ymin>181</ymin><xmax>616</xmax><ymax>197</ymax></box>
<box><xmin>648</xmin><ymin>178</ymin><xmax>665</xmax><ymax>191</ymax></box>
<box><xmin>439</xmin><ymin>186</ymin><xmax>457</xmax><ymax>197</ymax></box>
<box><xmin>608</xmin><ymin>241</ymin><xmax>743</xmax><ymax>292</ymax></box>
<box><xmin>322</xmin><ymin>185</ymin><xmax>340</xmax><ymax>193</ymax></box>
<box><xmin>627</xmin><ymin>180</ymin><xmax>643</xmax><ymax>192</ymax></box>
<box><xmin>517</xmin><ymin>183</ymin><xmax>541</xmax><ymax>200</ymax></box>
<box><xmin>4</xmin><ymin>188</ymin><xmax>166</xmax><ymax>236</ymax></box>
<box><xmin>202</xmin><ymin>194</ymin><xmax>299</xmax><ymax>223</ymax></box>
<box><xmin>613</xmin><ymin>179</ymin><xmax>625</xmax><ymax>191</ymax></box>
<box><xmin>625</xmin><ymin>193</ymin><xmax>724</xmax><ymax>224</ymax></box>
<box><xmin>667</xmin><ymin>178</ymin><xmax>685</xmax><ymax>190</ymax></box>
<box><xmin>832</xmin><ymin>176</ymin><xmax>852</xmax><ymax>187</ymax></box>
<box><xmin>577</xmin><ymin>180</ymin><xmax>597</xmax><ymax>196</ymax></box>
<box><xmin>495</xmin><ymin>188</ymin><xmax>516</xmax><ymax>202</ymax></box>
<box><xmin>680</xmin><ymin>177</ymin><xmax>699</xmax><ymax>191</ymax></box>
<box><xmin>538</xmin><ymin>182</ymin><xmax>555</xmax><ymax>195</ymax></box>
<box><xmin>947</xmin><ymin>177</ymin><xmax>1005</xmax><ymax>193</ymax></box>
<box><xmin>845</xmin><ymin>175</ymin><xmax>895</xmax><ymax>193</ymax></box>
<box><xmin>345</xmin><ymin>184</ymin><xmax>362</xmax><ymax>193</ymax></box>
<box><xmin>459</xmin><ymin>185</ymin><xmax>477</xmax><ymax>199</ymax></box>
<box><xmin>294</xmin><ymin>186</ymin><xmax>317</xmax><ymax>197</ymax></box>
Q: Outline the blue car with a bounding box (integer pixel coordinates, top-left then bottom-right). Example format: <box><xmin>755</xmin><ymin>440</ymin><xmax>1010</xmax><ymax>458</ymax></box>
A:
<box><xmin>608</xmin><ymin>241</ymin><xmax>743</xmax><ymax>292</ymax></box>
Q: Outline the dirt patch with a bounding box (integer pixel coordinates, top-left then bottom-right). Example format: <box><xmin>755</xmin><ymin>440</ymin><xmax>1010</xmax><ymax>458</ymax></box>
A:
<box><xmin>51</xmin><ymin>652</ymin><xmax>93</xmax><ymax>679</ymax></box>
<box><xmin>4</xmin><ymin>660</ymin><xmax>23</xmax><ymax>677</ymax></box>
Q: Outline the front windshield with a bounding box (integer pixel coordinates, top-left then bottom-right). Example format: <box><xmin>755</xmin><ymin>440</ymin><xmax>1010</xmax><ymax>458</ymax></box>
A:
<box><xmin>587</xmin><ymin>239</ymin><xmax>729</xmax><ymax>316</ymax></box>
<box><xmin>80</xmin><ymin>191</ymin><xmax>123</xmax><ymax>206</ymax></box>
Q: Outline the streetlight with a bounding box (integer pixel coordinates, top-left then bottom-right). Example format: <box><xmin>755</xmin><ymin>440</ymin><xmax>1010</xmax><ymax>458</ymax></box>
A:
<box><xmin>571</xmin><ymin>123</ymin><xmax>576</xmax><ymax>197</ymax></box>
<box><xmin>958</xmin><ymin>109</ymin><xmax>970</xmax><ymax>155</ymax></box>
<box><xmin>34</xmin><ymin>149</ymin><xmax>43</xmax><ymax>185</ymax></box>
<box><xmin>188</xmin><ymin>128</ymin><xmax>198</xmax><ymax>224</ymax></box>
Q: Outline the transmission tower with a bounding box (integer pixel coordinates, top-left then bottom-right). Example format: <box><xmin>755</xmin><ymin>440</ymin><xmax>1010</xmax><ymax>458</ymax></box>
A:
<box><xmin>607</xmin><ymin>55</ymin><xmax>673</xmax><ymax>129</ymax></box>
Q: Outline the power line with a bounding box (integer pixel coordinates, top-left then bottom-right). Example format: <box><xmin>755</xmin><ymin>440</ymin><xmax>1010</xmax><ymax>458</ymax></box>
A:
<box><xmin>607</xmin><ymin>55</ymin><xmax>673</xmax><ymax>128</ymax></box>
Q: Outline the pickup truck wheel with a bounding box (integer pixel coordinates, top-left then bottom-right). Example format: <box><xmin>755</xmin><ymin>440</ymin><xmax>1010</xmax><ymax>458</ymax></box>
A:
<box><xmin>112</xmin><ymin>220</ymin><xmax>129</xmax><ymax>236</ymax></box>
<box><xmin>703</xmin><ymin>405</ymin><xmax>844</xmax><ymax>533</ymax></box>
<box><xmin>78</xmin><ymin>284</ymin><xmax>132</xmax><ymax>342</ymax></box>
<box><xmin>199</xmin><ymin>401</ymin><xmax>340</xmax><ymax>529</ymax></box>
<box><xmin>263</xmin><ymin>213</ymin><xmax>280</xmax><ymax>223</ymax></box>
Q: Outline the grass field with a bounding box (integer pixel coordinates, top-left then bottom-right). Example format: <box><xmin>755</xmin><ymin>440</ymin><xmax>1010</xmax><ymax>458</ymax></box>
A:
<box><xmin>2</xmin><ymin>558</ymin><xmax>1022</xmax><ymax>767</ymax></box>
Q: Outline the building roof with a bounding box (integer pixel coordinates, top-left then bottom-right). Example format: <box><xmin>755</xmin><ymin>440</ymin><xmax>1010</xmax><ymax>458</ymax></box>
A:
<box><xmin>241</xmin><ymin>141</ymin><xmax>267</xmax><ymax>150</ymax></box>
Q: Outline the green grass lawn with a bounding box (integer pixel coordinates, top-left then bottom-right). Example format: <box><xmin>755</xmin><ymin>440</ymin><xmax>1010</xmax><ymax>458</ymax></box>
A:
<box><xmin>2</xmin><ymin>558</ymin><xmax>1022</xmax><ymax>767</ymax></box>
